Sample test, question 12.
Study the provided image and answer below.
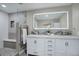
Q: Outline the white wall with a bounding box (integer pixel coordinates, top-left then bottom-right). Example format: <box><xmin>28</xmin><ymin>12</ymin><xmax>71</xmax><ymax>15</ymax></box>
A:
<box><xmin>72</xmin><ymin>4</ymin><xmax>79</xmax><ymax>35</ymax></box>
<box><xmin>26</xmin><ymin>5</ymin><xmax>72</xmax><ymax>34</ymax></box>
<box><xmin>0</xmin><ymin>11</ymin><xmax>9</xmax><ymax>48</ymax></box>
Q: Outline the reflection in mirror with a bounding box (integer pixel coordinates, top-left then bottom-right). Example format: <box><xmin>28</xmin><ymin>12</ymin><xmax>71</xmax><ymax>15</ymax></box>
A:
<box><xmin>33</xmin><ymin>11</ymin><xmax>69</xmax><ymax>30</ymax></box>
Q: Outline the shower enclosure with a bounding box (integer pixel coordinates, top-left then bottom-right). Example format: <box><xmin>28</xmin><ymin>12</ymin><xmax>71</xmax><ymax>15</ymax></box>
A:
<box><xmin>16</xmin><ymin>23</ymin><xmax>28</xmax><ymax>55</ymax></box>
<box><xmin>0</xmin><ymin>23</ymin><xmax>28</xmax><ymax>56</ymax></box>
<box><xmin>0</xmin><ymin>3</ymin><xmax>27</xmax><ymax>56</ymax></box>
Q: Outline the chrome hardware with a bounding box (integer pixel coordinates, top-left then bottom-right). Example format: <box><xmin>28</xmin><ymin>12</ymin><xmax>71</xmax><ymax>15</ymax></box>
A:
<box><xmin>48</xmin><ymin>40</ymin><xmax>52</xmax><ymax>42</ymax></box>
<box><xmin>65</xmin><ymin>42</ymin><xmax>69</xmax><ymax>46</ymax></box>
<box><xmin>48</xmin><ymin>54</ymin><xmax>52</xmax><ymax>56</ymax></box>
<box><xmin>34</xmin><ymin>40</ymin><xmax>37</xmax><ymax>44</ymax></box>
<box><xmin>34</xmin><ymin>51</ymin><xmax>38</xmax><ymax>54</ymax></box>
<box><xmin>48</xmin><ymin>45</ymin><xmax>52</xmax><ymax>47</ymax></box>
<box><xmin>48</xmin><ymin>49</ymin><xmax>52</xmax><ymax>51</ymax></box>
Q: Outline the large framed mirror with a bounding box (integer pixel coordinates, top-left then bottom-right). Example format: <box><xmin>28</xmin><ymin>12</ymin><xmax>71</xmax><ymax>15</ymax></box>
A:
<box><xmin>33</xmin><ymin>11</ymin><xmax>69</xmax><ymax>30</ymax></box>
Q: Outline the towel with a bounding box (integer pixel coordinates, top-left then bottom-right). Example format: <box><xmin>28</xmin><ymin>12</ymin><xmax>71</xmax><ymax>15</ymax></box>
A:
<box><xmin>22</xmin><ymin>29</ymin><xmax>27</xmax><ymax>44</ymax></box>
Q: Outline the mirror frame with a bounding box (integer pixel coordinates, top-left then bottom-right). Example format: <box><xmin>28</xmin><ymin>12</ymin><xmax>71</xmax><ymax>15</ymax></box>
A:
<box><xmin>33</xmin><ymin>11</ymin><xmax>69</xmax><ymax>30</ymax></box>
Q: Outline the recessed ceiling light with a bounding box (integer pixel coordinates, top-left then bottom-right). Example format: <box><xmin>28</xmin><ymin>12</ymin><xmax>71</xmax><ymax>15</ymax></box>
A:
<box><xmin>1</xmin><ymin>4</ymin><xmax>7</xmax><ymax>8</ymax></box>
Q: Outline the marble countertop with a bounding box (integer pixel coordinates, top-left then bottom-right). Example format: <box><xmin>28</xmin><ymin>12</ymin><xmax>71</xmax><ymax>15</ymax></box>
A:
<box><xmin>27</xmin><ymin>35</ymin><xmax>79</xmax><ymax>39</ymax></box>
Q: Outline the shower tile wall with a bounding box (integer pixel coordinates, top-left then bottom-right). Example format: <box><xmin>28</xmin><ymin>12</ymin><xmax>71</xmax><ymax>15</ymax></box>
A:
<box><xmin>8</xmin><ymin>11</ymin><xmax>26</xmax><ymax>39</ymax></box>
<box><xmin>8</xmin><ymin>32</ymin><xmax>16</xmax><ymax>39</ymax></box>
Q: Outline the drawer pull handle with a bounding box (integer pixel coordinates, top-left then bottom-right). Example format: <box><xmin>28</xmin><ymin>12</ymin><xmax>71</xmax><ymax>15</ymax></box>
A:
<box><xmin>34</xmin><ymin>52</ymin><xmax>38</xmax><ymax>53</ymax></box>
<box><xmin>65</xmin><ymin>42</ymin><xmax>69</xmax><ymax>46</ymax></box>
<box><xmin>48</xmin><ymin>50</ymin><xmax>52</xmax><ymax>51</ymax></box>
<box><xmin>48</xmin><ymin>45</ymin><xmax>52</xmax><ymax>47</ymax></box>
<box><xmin>34</xmin><ymin>40</ymin><xmax>37</xmax><ymax>44</ymax></box>
<box><xmin>48</xmin><ymin>41</ymin><xmax>52</xmax><ymax>42</ymax></box>
<box><xmin>48</xmin><ymin>54</ymin><xmax>52</xmax><ymax>56</ymax></box>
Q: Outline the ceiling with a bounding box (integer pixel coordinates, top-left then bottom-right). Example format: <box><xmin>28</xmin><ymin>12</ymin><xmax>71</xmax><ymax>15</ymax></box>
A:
<box><xmin>0</xmin><ymin>3</ymin><xmax>71</xmax><ymax>13</ymax></box>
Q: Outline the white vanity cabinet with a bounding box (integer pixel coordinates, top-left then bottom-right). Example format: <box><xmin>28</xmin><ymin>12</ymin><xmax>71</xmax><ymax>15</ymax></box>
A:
<box><xmin>67</xmin><ymin>39</ymin><xmax>79</xmax><ymax>56</ymax></box>
<box><xmin>55</xmin><ymin>38</ymin><xmax>79</xmax><ymax>56</ymax></box>
<box><xmin>27</xmin><ymin>37</ymin><xmax>37</xmax><ymax>55</ymax></box>
<box><xmin>55</xmin><ymin>39</ymin><xmax>67</xmax><ymax>56</ymax></box>
<box><xmin>27</xmin><ymin>35</ymin><xmax>79</xmax><ymax>56</ymax></box>
<box><xmin>27</xmin><ymin>37</ymin><xmax>45</xmax><ymax>56</ymax></box>
<box><xmin>36</xmin><ymin>38</ymin><xmax>45</xmax><ymax>56</ymax></box>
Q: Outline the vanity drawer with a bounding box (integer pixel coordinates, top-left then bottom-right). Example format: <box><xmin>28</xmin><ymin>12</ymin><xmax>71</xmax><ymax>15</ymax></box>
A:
<box><xmin>48</xmin><ymin>40</ymin><xmax>53</xmax><ymax>43</ymax></box>
<box><xmin>47</xmin><ymin>39</ymin><xmax>54</xmax><ymax>42</ymax></box>
<box><xmin>47</xmin><ymin>47</ymin><xmax>55</xmax><ymax>52</ymax></box>
<box><xmin>45</xmin><ymin>45</ymin><xmax>55</xmax><ymax>56</ymax></box>
<box><xmin>45</xmin><ymin>39</ymin><xmax>55</xmax><ymax>48</ymax></box>
<box><xmin>48</xmin><ymin>44</ymin><xmax>53</xmax><ymax>47</ymax></box>
<box><xmin>45</xmin><ymin>50</ymin><xmax>55</xmax><ymax>56</ymax></box>
<box><xmin>44</xmin><ymin>39</ymin><xmax>55</xmax><ymax>56</ymax></box>
<box><xmin>48</xmin><ymin>49</ymin><xmax>53</xmax><ymax>51</ymax></box>
<box><xmin>47</xmin><ymin>39</ymin><xmax>55</xmax><ymax>44</ymax></box>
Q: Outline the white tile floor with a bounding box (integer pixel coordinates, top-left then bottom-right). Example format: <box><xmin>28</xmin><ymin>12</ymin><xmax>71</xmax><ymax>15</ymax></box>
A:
<box><xmin>19</xmin><ymin>52</ymin><xmax>27</xmax><ymax>56</ymax></box>
<box><xmin>0</xmin><ymin>48</ymin><xmax>17</xmax><ymax>56</ymax></box>
<box><xmin>0</xmin><ymin>48</ymin><xmax>27</xmax><ymax>56</ymax></box>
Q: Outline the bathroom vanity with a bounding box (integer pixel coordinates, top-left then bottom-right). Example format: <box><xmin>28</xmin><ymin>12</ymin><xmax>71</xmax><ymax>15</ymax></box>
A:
<box><xmin>27</xmin><ymin>35</ymin><xmax>79</xmax><ymax>56</ymax></box>
<box><xmin>26</xmin><ymin>11</ymin><xmax>79</xmax><ymax>56</ymax></box>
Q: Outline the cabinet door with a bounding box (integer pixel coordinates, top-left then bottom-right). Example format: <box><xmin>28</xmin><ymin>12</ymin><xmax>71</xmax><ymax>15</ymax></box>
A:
<box><xmin>55</xmin><ymin>39</ymin><xmax>67</xmax><ymax>56</ymax></box>
<box><xmin>44</xmin><ymin>38</ymin><xmax>55</xmax><ymax>56</ymax></box>
<box><xmin>27</xmin><ymin>37</ymin><xmax>37</xmax><ymax>55</ymax></box>
<box><xmin>67</xmin><ymin>39</ymin><xmax>79</xmax><ymax>56</ymax></box>
<box><xmin>36</xmin><ymin>38</ymin><xmax>45</xmax><ymax>56</ymax></box>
